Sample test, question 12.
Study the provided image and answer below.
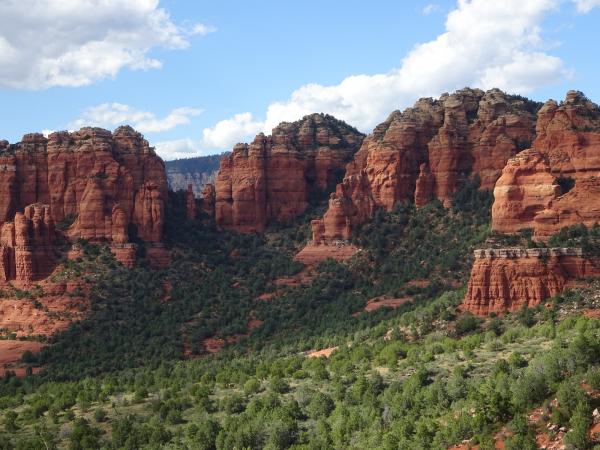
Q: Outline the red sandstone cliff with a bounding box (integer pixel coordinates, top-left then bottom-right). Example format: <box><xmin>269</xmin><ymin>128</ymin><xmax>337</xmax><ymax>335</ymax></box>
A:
<box><xmin>214</xmin><ymin>114</ymin><xmax>364</xmax><ymax>232</ymax></box>
<box><xmin>492</xmin><ymin>91</ymin><xmax>600</xmax><ymax>238</ymax></box>
<box><xmin>463</xmin><ymin>248</ymin><xmax>600</xmax><ymax>315</ymax></box>
<box><xmin>0</xmin><ymin>204</ymin><xmax>55</xmax><ymax>283</ymax></box>
<box><xmin>311</xmin><ymin>88</ymin><xmax>538</xmax><ymax>243</ymax></box>
<box><xmin>0</xmin><ymin>126</ymin><xmax>168</xmax><ymax>278</ymax></box>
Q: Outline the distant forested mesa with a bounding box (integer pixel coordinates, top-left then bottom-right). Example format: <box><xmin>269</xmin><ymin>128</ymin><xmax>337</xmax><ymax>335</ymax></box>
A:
<box><xmin>166</xmin><ymin>153</ymin><xmax>226</xmax><ymax>195</ymax></box>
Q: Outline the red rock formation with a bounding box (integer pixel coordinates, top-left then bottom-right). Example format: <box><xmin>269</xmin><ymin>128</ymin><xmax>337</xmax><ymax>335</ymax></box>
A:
<box><xmin>215</xmin><ymin>114</ymin><xmax>364</xmax><ymax>232</ymax></box>
<box><xmin>0</xmin><ymin>204</ymin><xmax>55</xmax><ymax>283</ymax></box>
<box><xmin>492</xmin><ymin>91</ymin><xmax>600</xmax><ymax>238</ymax></box>
<box><xmin>201</xmin><ymin>183</ymin><xmax>215</xmax><ymax>218</ymax></box>
<box><xmin>0</xmin><ymin>126</ymin><xmax>167</xmax><ymax>245</ymax></box>
<box><xmin>110</xmin><ymin>244</ymin><xmax>137</xmax><ymax>268</ymax></box>
<box><xmin>312</xmin><ymin>88</ymin><xmax>538</xmax><ymax>243</ymax></box>
<box><xmin>414</xmin><ymin>163</ymin><xmax>435</xmax><ymax>208</ymax></box>
<box><xmin>185</xmin><ymin>184</ymin><xmax>197</xmax><ymax>220</ymax></box>
<box><xmin>462</xmin><ymin>248</ymin><xmax>600</xmax><ymax>314</ymax></box>
<box><xmin>146</xmin><ymin>244</ymin><xmax>171</xmax><ymax>269</ymax></box>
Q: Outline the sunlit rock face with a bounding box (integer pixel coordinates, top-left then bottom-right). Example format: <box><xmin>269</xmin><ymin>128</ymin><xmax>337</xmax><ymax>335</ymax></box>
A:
<box><xmin>214</xmin><ymin>113</ymin><xmax>364</xmax><ymax>232</ymax></box>
<box><xmin>492</xmin><ymin>91</ymin><xmax>600</xmax><ymax>238</ymax></box>
<box><xmin>311</xmin><ymin>88</ymin><xmax>538</xmax><ymax>243</ymax></box>
<box><xmin>0</xmin><ymin>126</ymin><xmax>169</xmax><ymax>275</ymax></box>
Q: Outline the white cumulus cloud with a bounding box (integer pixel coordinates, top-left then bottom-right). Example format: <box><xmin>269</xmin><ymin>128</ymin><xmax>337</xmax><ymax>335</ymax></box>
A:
<box><xmin>155</xmin><ymin>138</ymin><xmax>202</xmax><ymax>160</ymax></box>
<box><xmin>201</xmin><ymin>0</ymin><xmax>570</xmax><ymax>150</ymax></box>
<box><xmin>423</xmin><ymin>4</ymin><xmax>441</xmax><ymax>15</ymax></box>
<box><xmin>70</xmin><ymin>103</ymin><xmax>202</xmax><ymax>134</ymax></box>
<box><xmin>192</xmin><ymin>23</ymin><xmax>218</xmax><ymax>36</ymax></box>
<box><xmin>0</xmin><ymin>0</ymin><xmax>212</xmax><ymax>89</ymax></box>
<box><xmin>572</xmin><ymin>0</ymin><xmax>600</xmax><ymax>12</ymax></box>
<box><xmin>202</xmin><ymin>113</ymin><xmax>264</xmax><ymax>149</ymax></box>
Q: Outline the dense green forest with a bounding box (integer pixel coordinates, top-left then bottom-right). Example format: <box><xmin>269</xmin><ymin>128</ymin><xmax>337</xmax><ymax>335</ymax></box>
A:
<box><xmin>2</xmin><ymin>182</ymin><xmax>600</xmax><ymax>449</ymax></box>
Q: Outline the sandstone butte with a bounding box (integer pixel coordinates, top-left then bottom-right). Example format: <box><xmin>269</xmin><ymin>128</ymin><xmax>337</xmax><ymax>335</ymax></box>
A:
<box><xmin>214</xmin><ymin>113</ymin><xmax>365</xmax><ymax>233</ymax></box>
<box><xmin>461</xmin><ymin>91</ymin><xmax>600</xmax><ymax>315</ymax></box>
<box><xmin>0</xmin><ymin>125</ymin><xmax>169</xmax><ymax>284</ymax></box>
<box><xmin>462</xmin><ymin>248</ymin><xmax>600</xmax><ymax>315</ymax></box>
<box><xmin>310</xmin><ymin>88</ymin><xmax>539</xmax><ymax>243</ymax></box>
<box><xmin>492</xmin><ymin>90</ymin><xmax>600</xmax><ymax>238</ymax></box>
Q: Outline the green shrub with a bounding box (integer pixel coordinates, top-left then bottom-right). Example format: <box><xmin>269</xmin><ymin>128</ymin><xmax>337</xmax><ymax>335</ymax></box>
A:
<box><xmin>455</xmin><ymin>313</ymin><xmax>482</xmax><ymax>335</ymax></box>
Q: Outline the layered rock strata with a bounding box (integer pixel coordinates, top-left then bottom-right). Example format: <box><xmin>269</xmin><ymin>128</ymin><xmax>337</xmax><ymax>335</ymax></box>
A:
<box><xmin>215</xmin><ymin>114</ymin><xmax>364</xmax><ymax>232</ymax></box>
<box><xmin>492</xmin><ymin>91</ymin><xmax>600</xmax><ymax>238</ymax></box>
<box><xmin>0</xmin><ymin>126</ymin><xmax>167</xmax><ymax>243</ymax></box>
<box><xmin>0</xmin><ymin>204</ymin><xmax>55</xmax><ymax>283</ymax></box>
<box><xmin>0</xmin><ymin>127</ymin><xmax>168</xmax><ymax>272</ymax></box>
<box><xmin>311</xmin><ymin>88</ymin><xmax>538</xmax><ymax>243</ymax></box>
<box><xmin>463</xmin><ymin>247</ymin><xmax>600</xmax><ymax>314</ymax></box>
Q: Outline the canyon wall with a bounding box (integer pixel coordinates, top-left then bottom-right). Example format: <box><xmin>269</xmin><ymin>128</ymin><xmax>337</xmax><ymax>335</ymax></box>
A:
<box><xmin>492</xmin><ymin>91</ymin><xmax>600</xmax><ymax>238</ymax></box>
<box><xmin>0</xmin><ymin>204</ymin><xmax>55</xmax><ymax>283</ymax></box>
<box><xmin>463</xmin><ymin>248</ymin><xmax>600</xmax><ymax>315</ymax></box>
<box><xmin>311</xmin><ymin>88</ymin><xmax>538</xmax><ymax>243</ymax></box>
<box><xmin>0</xmin><ymin>126</ymin><xmax>168</xmax><ymax>281</ymax></box>
<box><xmin>214</xmin><ymin>114</ymin><xmax>364</xmax><ymax>232</ymax></box>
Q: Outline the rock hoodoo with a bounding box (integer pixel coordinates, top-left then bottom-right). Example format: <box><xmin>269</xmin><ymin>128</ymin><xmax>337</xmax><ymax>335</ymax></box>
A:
<box><xmin>492</xmin><ymin>91</ymin><xmax>600</xmax><ymax>238</ymax></box>
<box><xmin>0</xmin><ymin>126</ymin><xmax>168</xmax><ymax>277</ymax></box>
<box><xmin>202</xmin><ymin>183</ymin><xmax>216</xmax><ymax>219</ymax></box>
<box><xmin>462</xmin><ymin>248</ymin><xmax>600</xmax><ymax>315</ymax></box>
<box><xmin>186</xmin><ymin>184</ymin><xmax>197</xmax><ymax>220</ymax></box>
<box><xmin>311</xmin><ymin>88</ymin><xmax>538</xmax><ymax>243</ymax></box>
<box><xmin>214</xmin><ymin>114</ymin><xmax>364</xmax><ymax>232</ymax></box>
<box><xmin>0</xmin><ymin>204</ymin><xmax>55</xmax><ymax>283</ymax></box>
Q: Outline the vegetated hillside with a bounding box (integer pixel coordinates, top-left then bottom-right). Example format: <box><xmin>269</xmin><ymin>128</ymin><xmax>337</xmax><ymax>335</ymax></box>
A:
<box><xmin>5</xmin><ymin>181</ymin><xmax>600</xmax><ymax>449</ymax></box>
<box><xmin>166</xmin><ymin>154</ymin><xmax>225</xmax><ymax>195</ymax></box>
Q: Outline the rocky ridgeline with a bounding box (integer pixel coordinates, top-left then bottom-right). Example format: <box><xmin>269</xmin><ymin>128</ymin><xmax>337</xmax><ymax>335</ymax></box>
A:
<box><xmin>461</xmin><ymin>91</ymin><xmax>600</xmax><ymax>314</ymax></box>
<box><xmin>463</xmin><ymin>247</ymin><xmax>600</xmax><ymax>315</ymax></box>
<box><xmin>213</xmin><ymin>113</ymin><xmax>364</xmax><ymax>232</ymax></box>
<box><xmin>202</xmin><ymin>88</ymin><xmax>600</xmax><ymax>315</ymax></box>
<box><xmin>473</xmin><ymin>248</ymin><xmax>584</xmax><ymax>258</ymax></box>
<box><xmin>492</xmin><ymin>90</ymin><xmax>600</xmax><ymax>238</ymax></box>
<box><xmin>309</xmin><ymin>88</ymin><xmax>538</xmax><ymax>243</ymax></box>
<box><xmin>0</xmin><ymin>126</ymin><xmax>169</xmax><ymax>283</ymax></box>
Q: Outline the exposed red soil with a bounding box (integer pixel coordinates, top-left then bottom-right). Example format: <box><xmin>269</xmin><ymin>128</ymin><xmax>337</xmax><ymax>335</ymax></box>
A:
<box><xmin>305</xmin><ymin>346</ymin><xmax>338</xmax><ymax>358</ymax></box>
<box><xmin>584</xmin><ymin>309</ymin><xmax>600</xmax><ymax>319</ymax></box>
<box><xmin>186</xmin><ymin>317</ymin><xmax>265</xmax><ymax>358</ymax></box>
<box><xmin>294</xmin><ymin>242</ymin><xmax>359</xmax><ymax>266</ymax></box>
<box><xmin>201</xmin><ymin>337</ymin><xmax>227</xmax><ymax>354</ymax></box>
<box><xmin>256</xmin><ymin>291</ymin><xmax>282</xmax><ymax>301</ymax></box>
<box><xmin>0</xmin><ymin>286</ymin><xmax>88</xmax><ymax>337</ymax></box>
<box><xmin>248</xmin><ymin>318</ymin><xmax>264</xmax><ymax>331</ymax></box>
<box><xmin>0</xmin><ymin>340</ymin><xmax>45</xmax><ymax>377</ymax></box>
<box><xmin>263</xmin><ymin>242</ymin><xmax>359</xmax><ymax>298</ymax></box>
<box><xmin>448</xmin><ymin>444</ymin><xmax>479</xmax><ymax>450</ymax></box>
<box><xmin>274</xmin><ymin>266</ymin><xmax>316</xmax><ymax>288</ymax></box>
<box><xmin>405</xmin><ymin>279</ymin><xmax>430</xmax><ymax>288</ymax></box>
<box><xmin>590</xmin><ymin>421</ymin><xmax>600</xmax><ymax>442</ymax></box>
<box><xmin>354</xmin><ymin>296</ymin><xmax>413</xmax><ymax>316</ymax></box>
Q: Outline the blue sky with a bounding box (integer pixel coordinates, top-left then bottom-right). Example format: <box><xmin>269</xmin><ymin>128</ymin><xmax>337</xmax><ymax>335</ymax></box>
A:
<box><xmin>1</xmin><ymin>0</ymin><xmax>600</xmax><ymax>159</ymax></box>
